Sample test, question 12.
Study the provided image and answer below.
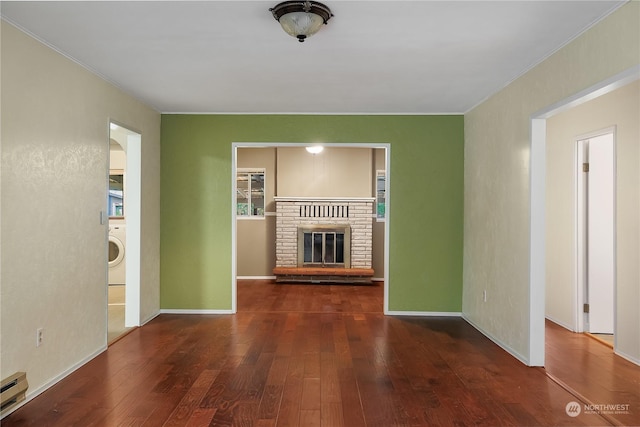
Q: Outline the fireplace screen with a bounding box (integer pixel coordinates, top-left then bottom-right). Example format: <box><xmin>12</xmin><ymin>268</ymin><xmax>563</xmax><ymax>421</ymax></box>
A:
<box><xmin>298</xmin><ymin>226</ymin><xmax>350</xmax><ymax>268</ymax></box>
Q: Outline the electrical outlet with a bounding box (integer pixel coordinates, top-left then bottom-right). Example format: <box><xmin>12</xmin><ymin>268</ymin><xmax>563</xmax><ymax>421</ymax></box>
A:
<box><xmin>483</xmin><ymin>290</ymin><xmax>487</xmax><ymax>302</ymax></box>
<box><xmin>36</xmin><ymin>328</ymin><xmax>44</xmax><ymax>347</ymax></box>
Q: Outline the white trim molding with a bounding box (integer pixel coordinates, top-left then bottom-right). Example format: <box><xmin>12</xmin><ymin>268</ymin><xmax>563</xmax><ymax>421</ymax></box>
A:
<box><xmin>274</xmin><ymin>196</ymin><xmax>376</xmax><ymax>202</ymax></box>
<box><xmin>463</xmin><ymin>315</ymin><xmax>530</xmax><ymax>366</ymax></box>
<box><xmin>386</xmin><ymin>311</ymin><xmax>462</xmax><ymax>317</ymax></box>
<box><xmin>614</xmin><ymin>350</ymin><xmax>640</xmax><ymax>367</ymax></box>
<box><xmin>159</xmin><ymin>309</ymin><xmax>235</xmax><ymax>315</ymax></box>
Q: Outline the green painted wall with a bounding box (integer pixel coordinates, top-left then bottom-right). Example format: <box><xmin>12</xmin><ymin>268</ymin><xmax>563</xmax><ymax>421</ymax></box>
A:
<box><xmin>161</xmin><ymin>115</ymin><xmax>463</xmax><ymax>312</ymax></box>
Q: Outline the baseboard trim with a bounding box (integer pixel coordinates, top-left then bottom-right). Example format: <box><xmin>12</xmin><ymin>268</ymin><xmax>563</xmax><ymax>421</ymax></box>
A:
<box><xmin>545</xmin><ymin>315</ymin><xmax>575</xmax><ymax>332</ymax></box>
<box><xmin>372</xmin><ymin>277</ymin><xmax>384</xmax><ymax>282</ymax></box>
<box><xmin>614</xmin><ymin>349</ymin><xmax>640</xmax><ymax>366</ymax></box>
<box><xmin>141</xmin><ymin>310</ymin><xmax>161</xmax><ymax>326</ymax></box>
<box><xmin>159</xmin><ymin>309</ymin><xmax>235</xmax><ymax>315</ymax></box>
<box><xmin>0</xmin><ymin>346</ymin><xmax>107</xmax><ymax>420</ymax></box>
<box><xmin>462</xmin><ymin>314</ymin><xmax>530</xmax><ymax>366</ymax></box>
<box><xmin>385</xmin><ymin>310</ymin><xmax>462</xmax><ymax>317</ymax></box>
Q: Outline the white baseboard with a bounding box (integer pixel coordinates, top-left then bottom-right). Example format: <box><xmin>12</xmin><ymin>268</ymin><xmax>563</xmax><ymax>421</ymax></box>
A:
<box><xmin>385</xmin><ymin>310</ymin><xmax>462</xmax><ymax>317</ymax></box>
<box><xmin>462</xmin><ymin>314</ymin><xmax>530</xmax><ymax>366</ymax></box>
<box><xmin>545</xmin><ymin>315</ymin><xmax>576</xmax><ymax>332</ymax></box>
<box><xmin>141</xmin><ymin>310</ymin><xmax>161</xmax><ymax>325</ymax></box>
<box><xmin>1</xmin><ymin>346</ymin><xmax>107</xmax><ymax>420</ymax></box>
<box><xmin>614</xmin><ymin>349</ymin><xmax>640</xmax><ymax>366</ymax></box>
<box><xmin>159</xmin><ymin>309</ymin><xmax>234</xmax><ymax>315</ymax></box>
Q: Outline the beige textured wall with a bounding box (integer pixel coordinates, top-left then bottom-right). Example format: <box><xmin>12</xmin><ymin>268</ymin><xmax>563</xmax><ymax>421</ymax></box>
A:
<box><xmin>110</xmin><ymin>146</ymin><xmax>126</xmax><ymax>171</ymax></box>
<box><xmin>0</xmin><ymin>22</ymin><xmax>161</xmax><ymax>400</ymax></box>
<box><xmin>277</xmin><ymin>147</ymin><xmax>372</xmax><ymax>197</ymax></box>
<box><xmin>546</xmin><ymin>81</ymin><xmax>639</xmax><ymax>360</ymax></box>
<box><xmin>463</xmin><ymin>2</ymin><xmax>639</xmax><ymax>364</ymax></box>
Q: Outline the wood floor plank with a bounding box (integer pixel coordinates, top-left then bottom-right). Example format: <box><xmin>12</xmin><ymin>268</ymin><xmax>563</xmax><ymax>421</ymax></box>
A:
<box><xmin>300</xmin><ymin>378</ymin><xmax>321</xmax><ymax>411</ymax></box>
<box><xmin>256</xmin><ymin>384</ymin><xmax>283</xmax><ymax>421</ymax></box>
<box><xmin>275</xmin><ymin>356</ymin><xmax>304</xmax><ymax>427</ymax></box>
<box><xmin>298</xmin><ymin>409</ymin><xmax>321</xmax><ymax>427</ymax></box>
<box><xmin>162</xmin><ymin>369</ymin><xmax>219</xmax><ymax>426</ymax></box>
<box><xmin>303</xmin><ymin>351</ymin><xmax>321</xmax><ymax>379</ymax></box>
<box><xmin>320</xmin><ymin>402</ymin><xmax>344</xmax><ymax>427</ymax></box>
<box><xmin>184</xmin><ymin>407</ymin><xmax>217</xmax><ymax>427</ymax></box>
<box><xmin>319</xmin><ymin>353</ymin><xmax>340</xmax><ymax>404</ymax></box>
<box><xmin>337</xmin><ymin>361</ymin><xmax>366</xmax><ymax>427</ymax></box>
<box><xmin>4</xmin><ymin>281</ymin><xmax>638</xmax><ymax>427</ymax></box>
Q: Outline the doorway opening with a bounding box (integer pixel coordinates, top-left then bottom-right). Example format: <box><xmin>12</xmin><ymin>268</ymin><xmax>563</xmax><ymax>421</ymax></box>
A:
<box><xmin>108</xmin><ymin>122</ymin><xmax>142</xmax><ymax>343</ymax></box>
<box><xmin>231</xmin><ymin>143</ymin><xmax>391</xmax><ymax>314</ymax></box>
<box><xmin>529</xmin><ymin>64</ymin><xmax>639</xmax><ymax>366</ymax></box>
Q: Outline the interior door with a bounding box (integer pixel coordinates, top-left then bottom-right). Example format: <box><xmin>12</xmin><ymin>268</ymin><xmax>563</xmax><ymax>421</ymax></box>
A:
<box><xmin>586</xmin><ymin>132</ymin><xmax>615</xmax><ymax>334</ymax></box>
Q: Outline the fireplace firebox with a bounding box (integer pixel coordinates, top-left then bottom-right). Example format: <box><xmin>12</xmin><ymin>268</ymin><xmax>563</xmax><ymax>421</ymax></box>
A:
<box><xmin>297</xmin><ymin>225</ymin><xmax>351</xmax><ymax>268</ymax></box>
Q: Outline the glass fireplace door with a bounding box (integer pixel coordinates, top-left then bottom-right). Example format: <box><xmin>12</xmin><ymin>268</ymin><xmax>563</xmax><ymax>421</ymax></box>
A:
<box><xmin>301</xmin><ymin>229</ymin><xmax>347</xmax><ymax>267</ymax></box>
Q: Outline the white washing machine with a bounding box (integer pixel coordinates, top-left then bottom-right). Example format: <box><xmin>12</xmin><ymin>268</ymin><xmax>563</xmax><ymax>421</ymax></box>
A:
<box><xmin>108</xmin><ymin>223</ymin><xmax>126</xmax><ymax>285</ymax></box>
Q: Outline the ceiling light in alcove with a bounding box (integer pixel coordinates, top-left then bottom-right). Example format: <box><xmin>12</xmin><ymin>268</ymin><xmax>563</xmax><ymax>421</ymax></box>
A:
<box><xmin>306</xmin><ymin>145</ymin><xmax>324</xmax><ymax>154</ymax></box>
<box><xmin>270</xmin><ymin>1</ymin><xmax>333</xmax><ymax>43</ymax></box>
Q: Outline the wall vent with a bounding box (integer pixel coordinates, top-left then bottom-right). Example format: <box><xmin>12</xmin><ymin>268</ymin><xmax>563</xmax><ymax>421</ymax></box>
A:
<box><xmin>299</xmin><ymin>204</ymin><xmax>349</xmax><ymax>218</ymax></box>
<box><xmin>1</xmin><ymin>372</ymin><xmax>28</xmax><ymax>415</ymax></box>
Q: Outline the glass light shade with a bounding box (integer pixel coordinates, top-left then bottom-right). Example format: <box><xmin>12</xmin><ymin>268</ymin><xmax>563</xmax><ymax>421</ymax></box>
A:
<box><xmin>306</xmin><ymin>146</ymin><xmax>324</xmax><ymax>154</ymax></box>
<box><xmin>279</xmin><ymin>11</ymin><xmax>325</xmax><ymax>41</ymax></box>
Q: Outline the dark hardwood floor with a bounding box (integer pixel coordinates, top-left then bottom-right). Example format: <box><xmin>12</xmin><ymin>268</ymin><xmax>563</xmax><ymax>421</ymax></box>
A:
<box><xmin>544</xmin><ymin>320</ymin><xmax>640</xmax><ymax>427</ymax></box>
<box><xmin>237</xmin><ymin>280</ymin><xmax>383</xmax><ymax>314</ymax></box>
<box><xmin>2</xmin><ymin>280</ymin><xmax>638</xmax><ymax>426</ymax></box>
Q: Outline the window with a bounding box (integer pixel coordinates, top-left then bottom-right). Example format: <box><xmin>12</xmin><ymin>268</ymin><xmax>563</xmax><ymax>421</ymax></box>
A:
<box><xmin>109</xmin><ymin>171</ymin><xmax>124</xmax><ymax>217</ymax></box>
<box><xmin>376</xmin><ymin>170</ymin><xmax>386</xmax><ymax>220</ymax></box>
<box><xmin>236</xmin><ymin>169</ymin><xmax>265</xmax><ymax>218</ymax></box>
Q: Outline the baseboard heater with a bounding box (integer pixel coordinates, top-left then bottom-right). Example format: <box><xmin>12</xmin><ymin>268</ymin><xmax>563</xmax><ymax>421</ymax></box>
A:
<box><xmin>1</xmin><ymin>372</ymin><xmax>28</xmax><ymax>415</ymax></box>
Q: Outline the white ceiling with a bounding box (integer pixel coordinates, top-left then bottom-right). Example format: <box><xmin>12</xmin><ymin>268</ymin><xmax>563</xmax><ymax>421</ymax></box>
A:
<box><xmin>1</xmin><ymin>1</ymin><xmax>625</xmax><ymax>114</ymax></box>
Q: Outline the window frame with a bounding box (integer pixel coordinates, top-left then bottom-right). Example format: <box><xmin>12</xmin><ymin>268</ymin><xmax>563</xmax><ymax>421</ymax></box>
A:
<box><xmin>376</xmin><ymin>170</ymin><xmax>386</xmax><ymax>222</ymax></box>
<box><xmin>236</xmin><ymin>168</ymin><xmax>266</xmax><ymax>219</ymax></box>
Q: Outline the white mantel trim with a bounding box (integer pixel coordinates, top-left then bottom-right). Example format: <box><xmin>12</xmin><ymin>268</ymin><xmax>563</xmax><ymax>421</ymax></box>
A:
<box><xmin>274</xmin><ymin>197</ymin><xmax>375</xmax><ymax>202</ymax></box>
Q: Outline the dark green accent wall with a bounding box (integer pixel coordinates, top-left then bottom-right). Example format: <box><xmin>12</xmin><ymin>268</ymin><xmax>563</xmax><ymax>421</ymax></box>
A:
<box><xmin>161</xmin><ymin>115</ymin><xmax>463</xmax><ymax>312</ymax></box>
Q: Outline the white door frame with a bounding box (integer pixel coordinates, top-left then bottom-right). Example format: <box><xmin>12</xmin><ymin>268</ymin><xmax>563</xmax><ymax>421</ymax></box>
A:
<box><xmin>231</xmin><ymin>142</ymin><xmax>391</xmax><ymax>314</ymax></box>
<box><xmin>108</xmin><ymin>121</ymin><xmax>142</xmax><ymax>329</ymax></box>
<box><xmin>529</xmin><ymin>65</ymin><xmax>638</xmax><ymax>366</ymax></box>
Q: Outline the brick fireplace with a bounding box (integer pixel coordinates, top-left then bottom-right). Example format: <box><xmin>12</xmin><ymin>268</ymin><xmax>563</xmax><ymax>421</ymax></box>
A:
<box><xmin>273</xmin><ymin>197</ymin><xmax>375</xmax><ymax>283</ymax></box>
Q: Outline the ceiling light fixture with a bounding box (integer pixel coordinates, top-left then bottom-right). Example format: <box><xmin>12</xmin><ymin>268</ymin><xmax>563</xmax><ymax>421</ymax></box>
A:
<box><xmin>270</xmin><ymin>1</ymin><xmax>333</xmax><ymax>43</ymax></box>
<box><xmin>306</xmin><ymin>145</ymin><xmax>324</xmax><ymax>154</ymax></box>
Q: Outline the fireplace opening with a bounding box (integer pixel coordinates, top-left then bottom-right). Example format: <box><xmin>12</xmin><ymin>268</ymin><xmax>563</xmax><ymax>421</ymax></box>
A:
<box><xmin>298</xmin><ymin>225</ymin><xmax>351</xmax><ymax>268</ymax></box>
<box><xmin>304</xmin><ymin>231</ymin><xmax>344</xmax><ymax>265</ymax></box>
